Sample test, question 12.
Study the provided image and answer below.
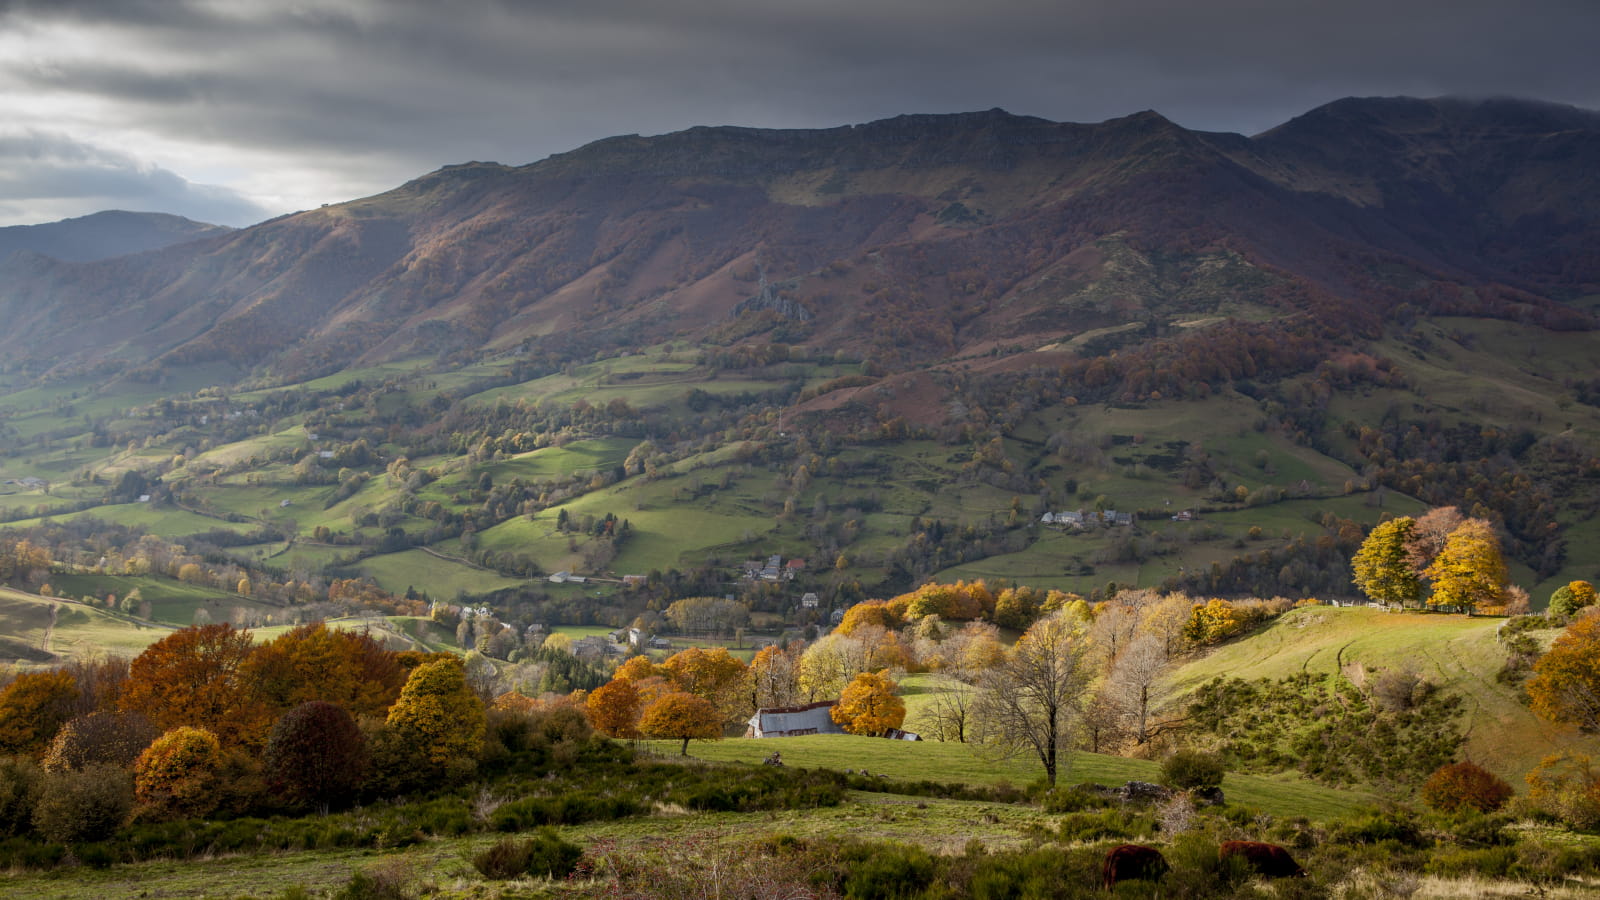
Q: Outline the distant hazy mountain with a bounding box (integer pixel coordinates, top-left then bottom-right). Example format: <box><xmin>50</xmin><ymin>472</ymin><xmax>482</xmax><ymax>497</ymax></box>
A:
<box><xmin>0</xmin><ymin>97</ymin><xmax>1594</xmax><ymax>374</ymax></box>
<box><xmin>0</xmin><ymin>210</ymin><xmax>230</xmax><ymax>264</ymax></box>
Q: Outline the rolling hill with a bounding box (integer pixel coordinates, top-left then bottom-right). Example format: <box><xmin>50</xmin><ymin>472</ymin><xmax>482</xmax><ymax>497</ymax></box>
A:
<box><xmin>1164</xmin><ymin>605</ymin><xmax>1596</xmax><ymax>786</ymax></box>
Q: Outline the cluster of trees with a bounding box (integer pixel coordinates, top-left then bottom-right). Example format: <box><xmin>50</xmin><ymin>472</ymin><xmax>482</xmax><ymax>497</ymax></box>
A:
<box><xmin>1350</xmin><ymin>507</ymin><xmax>1526</xmax><ymax>614</ymax></box>
<box><xmin>0</xmin><ymin>622</ymin><xmax>512</xmax><ymax>844</ymax></box>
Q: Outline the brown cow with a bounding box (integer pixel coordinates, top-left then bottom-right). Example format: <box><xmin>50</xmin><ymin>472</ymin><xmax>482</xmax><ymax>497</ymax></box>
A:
<box><xmin>1219</xmin><ymin>840</ymin><xmax>1307</xmax><ymax>878</ymax></box>
<box><xmin>1103</xmin><ymin>844</ymin><xmax>1169</xmax><ymax>890</ymax></box>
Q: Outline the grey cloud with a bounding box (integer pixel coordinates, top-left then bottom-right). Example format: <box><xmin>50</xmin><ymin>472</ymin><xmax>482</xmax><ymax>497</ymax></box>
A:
<box><xmin>0</xmin><ymin>131</ymin><xmax>271</xmax><ymax>227</ymax></box>
<box><xmin>0</xmin><ymin>0</ymin><xmax>1597</xmax><ymax>224</ymax></box>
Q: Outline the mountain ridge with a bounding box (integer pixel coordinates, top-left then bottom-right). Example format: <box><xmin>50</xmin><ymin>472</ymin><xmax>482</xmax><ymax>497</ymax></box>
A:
<box><xmin>0</xmin><ymin>95</ymin><xmax>1595</xmax><ymax>379</ymax></box>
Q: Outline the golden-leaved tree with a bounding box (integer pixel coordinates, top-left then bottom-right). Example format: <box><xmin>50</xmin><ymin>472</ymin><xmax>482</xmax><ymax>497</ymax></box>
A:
<box><xmin>830</xmin><ymin>670</ymin><xmax>906</xmax><ymax>736</ymax></box>
<box><xmin>1423</xmin><ymin>519</ymin><xmax>1508</xmax><ymax>614</ymax></box>
<box><xmin>385</xmin><ymin>656</ymin><xmax>485</xmax><ymax>775</ymax></box>
<box><xmin>1352</xmin><ymin>516</ymin><xmax>1423</xmax><ymax>608</ymax></box>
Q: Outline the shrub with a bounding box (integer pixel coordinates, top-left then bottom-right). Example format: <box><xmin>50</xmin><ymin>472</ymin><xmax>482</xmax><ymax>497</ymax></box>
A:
<box><xmin>1161</xmin><ymin>749</ymin><xmax>1226</xmax><ymax>790</ymax></box>
<box><xmin>1421</xmin><ymin>761</ymin><xmax>1515</xmax><ymax>814</ymax></box>
<box><xmin>334</xmin><ymin>862</ymin><xmax>412</xmax><ymax>900</ymax></box>
<box><xmin>0</xmin><ymin>755</ymin><xmax>42</xmax><ymax>838</ymax></box>
<box><xmin>32</xmin><ymin>763</ymin><xmax>134</xmax><ymax>844</ymax></box>
<box><xmin>471</xmin><ymin>829</ymin><xmax>583</xmax><ymax>880</ymax></box>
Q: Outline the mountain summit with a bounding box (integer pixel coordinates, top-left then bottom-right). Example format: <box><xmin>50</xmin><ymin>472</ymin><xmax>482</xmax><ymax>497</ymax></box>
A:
<box><xmin>0</xmin><ymin>97</ymin><xmax>1594</xmax><ymax>376</ymax></box>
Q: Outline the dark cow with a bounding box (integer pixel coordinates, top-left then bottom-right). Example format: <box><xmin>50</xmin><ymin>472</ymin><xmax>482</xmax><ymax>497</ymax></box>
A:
<box><xmin>1102</xmin><ymin>844</ymin><xmax>1169</xmax><ymax>891</ymax></box>
<box><xmin>1218</xmin><ymin>841</ymin><xmax>1307</xmax><ymax>878</ymax></box>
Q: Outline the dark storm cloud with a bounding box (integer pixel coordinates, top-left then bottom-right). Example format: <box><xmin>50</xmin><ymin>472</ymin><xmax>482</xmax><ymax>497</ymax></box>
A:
<box><xmin>1</xmin><ymin>0</ymin><xmax>1596</xmax><ymax>222</ymax></box>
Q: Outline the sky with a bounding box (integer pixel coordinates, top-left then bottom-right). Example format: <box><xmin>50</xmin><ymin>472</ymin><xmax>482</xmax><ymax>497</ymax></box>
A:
<box><xmin>2</xmin><ymin>0</ymin><xmax>1596</xmax><ymax>228</ymax></box>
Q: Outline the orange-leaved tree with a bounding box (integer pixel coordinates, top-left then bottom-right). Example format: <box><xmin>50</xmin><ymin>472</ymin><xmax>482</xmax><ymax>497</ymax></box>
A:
<box><xmin>1527</xmin><ymin>613</ymin><xmax>1600</xmax><ymax>733</ymax></box>
<box><xmin>836</xmin><ymin>600</ymin><xmax>898</xmax><ymax>636</ymax></box>
<box><xmin>831</xmin><ymin>670</ymin><xmax>906</xmax><ymax>736</ymax></box>
<box><xmin>585</xmin><ymin>678</ymin><xmax>642</xmax><ymax>739</ymax></box>
<box><xmin>1420</xmin><ymin>760</ymin><xmax>1513</xmax><ymax>814</ymax></box>
<box><xmin>639</xmin><ymin>691</ymin><xmax>720</xmax><ymax>756</ymax></box>
<box><xmin>0</xmin><ymin>669</ymin><xmax>80</xmax><ymax>757</ymax></box>
<box><xmin>662</xmin><ymin>647</ymin><xmax>749</xmax><ymax>727</ymax></box>
<box><xmin>119</xmin><ymin>624</ymin><xmax>266</xmax><ymax>748</ymax></box>
<box><xmin>243</xmin><ymin>621</ymin><xmax>406</xmax><ymax>720</ymax></box>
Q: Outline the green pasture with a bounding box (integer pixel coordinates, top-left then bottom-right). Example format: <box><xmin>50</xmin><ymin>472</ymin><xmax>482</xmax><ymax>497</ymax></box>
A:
<box><xmin>0</xmin><ymin>502</ymin><xmax>257</xmax><ymax>537</ymax></box>
<box><xmin>0</xmin><ymin>590</ymin><xmax>171</xmax><ymax>664</ymax></box>
<box><xmin>1165</xmin><ymin>606</ymin><xmax>1600</xmax><ymax>784</ymax></box>
<box><xmin>46</xmin><ymin>573</ymin><xmax>266</xmax><ymax>626</ymax></box>
<box><xmin>648</xmin><ymin>733</ymin><xmax>1373</xmax><ymax>820</ymax></box>
<box><xmin>351</xmin><ymin>549</ymin><xmax>526</xmax><ymax>597</ymax></box>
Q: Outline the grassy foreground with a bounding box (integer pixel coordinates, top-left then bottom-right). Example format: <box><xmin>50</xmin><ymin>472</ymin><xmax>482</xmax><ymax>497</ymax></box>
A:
<box><xmin>642</xmin><ymin>733</ymin><xmax>1373</xmax><ymax>820</ymax></box>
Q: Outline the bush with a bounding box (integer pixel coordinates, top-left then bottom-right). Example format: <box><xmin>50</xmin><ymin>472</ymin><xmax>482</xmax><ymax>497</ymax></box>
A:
<box><xmin>32</xmin><ymin>763</ymin><xmax>134</xmax><ymax>844</ymax></box>
<box><xmin>1421</xmin><ymin>761</ymin><xmax>1514</xmax><ymax>814</ymax></box>
<box><xmin>470</xmin><ymin>829</ymin><xmax>583</xmax><ymax>880</ymax></box>
<box><xmin>0</xmin><ymin>755</ymin><xmax>42</xmax><ymax>838</ymax></box>
<box><xmin>1161</xmin><ymin>749</ymin><xmax>1226</xmax><ymax>790</ymax></box>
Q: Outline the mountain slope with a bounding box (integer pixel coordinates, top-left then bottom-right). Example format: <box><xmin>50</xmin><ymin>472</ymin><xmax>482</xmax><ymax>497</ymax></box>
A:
<box><xmin>0</xmin><ymin>97</ymin><xmax>1593</xmax><ymax>378</ymax></box>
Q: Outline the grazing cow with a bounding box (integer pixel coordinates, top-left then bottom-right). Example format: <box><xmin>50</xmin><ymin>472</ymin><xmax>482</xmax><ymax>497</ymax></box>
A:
<box><xmin>1218</xmin><ymin>841</ymin><xmax>1307</xmax><ymax>878</ymax></box>
<box><xmin>1103</xmin><ymin>844</ymin><xmax>1169</xmax><ymax>891</ymax></box>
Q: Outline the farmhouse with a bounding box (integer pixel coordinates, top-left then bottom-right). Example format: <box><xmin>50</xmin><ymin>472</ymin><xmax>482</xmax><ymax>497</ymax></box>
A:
<box><xmin>746</xmin><ymin>700</ymin><xmax>846</xmax><ymax>738</ymax></box>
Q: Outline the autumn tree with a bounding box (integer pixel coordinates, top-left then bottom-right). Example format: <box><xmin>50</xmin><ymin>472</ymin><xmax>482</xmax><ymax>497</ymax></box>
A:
<box><xmin>1423</xmin><ymin>519</ymin><xmax>1508</xmax><ymax>614</ymax></box>
<box><xmin>1550</xmin><ymin>581</ymin><xmax>1599</xmax><ymax>619</ymax></box>
<box><xmin>1405</xmin><ymin>506</ymin><xmax>1465</xmax><ymax>574</ymax></box>
<box><xmin>584</xmin><ymin>678</ymin><xmax>642</xmax><ymax>739</ymax></box>
<box><xmin>918</xmin><ymin>622</ymin><xmax>1003</xmax><ymax>744</ymax></box>
<box><xmin>134</xmin><ymin>726</ymin><xmax>225</xmax><ymax>821</ymax></box>
<box><xmin>836</xmin><ymin>600</ymin><xmax>898</xmax><ymax>635</ymax></box>
<box><xmin>42</xmin><ymin>710</ymin><xmax>158</xmax><ymax>772</ymax></box>
<box><xmin>993</xmin><ymin>587</ymin><xmax>1042</xmax><ymax>630</ymax></box>
<box><xmin>1420</xmin><ymin>760</ymin><xmax>1514</xmax><ymax>814</ymax></box>
<box><xmin>1352</xmin><ymin>517</ymin><xmax>1424</xmax><ymax>608</ymax></box>
<box><xmin>263</xmin><ymin>701</ymin><xmax>367</xmax><ymax>810</ymax></box>
<box><xmin>974</xmin><ymin>610</ymin><xmax>1094</xmax><ymax>786</ymax></box>
<box><xmin>831</xmin><ymin>670</ymin><xmax>906</xmax><ymax>736</ymax></box>
<box><xmin>749</xmin><ymin>643</ymin><xmax>802</xmax><ymax>710</ymax></box>
<box><xmin>1527</xmin><ymin>614</ymin><xmax>1600</xmax><ymax>733</ymax></box>
<box><xmin>119</xmin><ymin>624</ymin><xmax>266</xmax><ymax>747</ymax></box>
<box><xmin>639</xmin><ymin>691</ymin><xmax>721</xmax><ymax>756</ymax></box>
<box><xmin>662</xmin><ymin>647</ymin><xmax>750</xmax><ymax>727</ymax></box>
<box><xmin>1182</xmin><ymin>599</ymin><xmax>1245</xmax><ymax>645</ymax></box>
<box><xmin>797</xmin><ymin>632</ymin><xmax>873</xmax><ymax>700</ymax></box>
<box><xmin>0</xmin><ymin>669</ymin><xmax>80</xmax><ymax>757</ymax></box>
<box><xmin>244</xmin><ymin>622</ymin><xmax>406</xmax><ymax>720</ymax></box>
<box><xmin>385</xmin><ymin>656</ymin><xmax>486</xmax><ymax>779</ymax></box>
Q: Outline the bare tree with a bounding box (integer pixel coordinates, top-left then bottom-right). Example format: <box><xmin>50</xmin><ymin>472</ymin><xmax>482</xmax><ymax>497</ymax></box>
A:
<box><xmin>975</xmin><ymin>611</ymin><xmax>1094</xmax><ymax>786</ymax></box>
<box><xmin>1107</xmin><ymin>634</ymin><xmax>1170</xmax><ymax>746</ymax></box>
